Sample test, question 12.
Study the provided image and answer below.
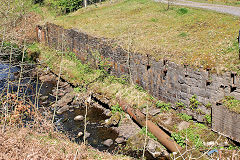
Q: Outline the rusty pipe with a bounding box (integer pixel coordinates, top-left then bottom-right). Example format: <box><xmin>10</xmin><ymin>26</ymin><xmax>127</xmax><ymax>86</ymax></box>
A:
<box><xmin>118</xmin><ymin>99</ymin><xmax>182</xmax><ymax>153</ymax></box>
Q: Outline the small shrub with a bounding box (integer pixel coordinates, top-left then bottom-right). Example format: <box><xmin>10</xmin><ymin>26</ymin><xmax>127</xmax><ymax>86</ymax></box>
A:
<box><xmin>177</xmin><ymin>8</ymin><xmax>188</xmax><ymax>15</ymax></box>
<box><xmin>222</xmin><ymin>96</ymin><xmax>240</xmax><ymax>113</ymax></box>
<box><xmin>46</xmin><ymin>0</ymin><xmax>83</xmax><ymax>14</ymax></box>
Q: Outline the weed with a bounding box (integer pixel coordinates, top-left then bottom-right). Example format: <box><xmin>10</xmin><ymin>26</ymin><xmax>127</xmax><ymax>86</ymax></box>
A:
<box><xmin>178</xmin><ymin>113</ymin><xmax>192</xmax><ymax>121</ymax></box>
<box><xmin>156</xmin><ymin>101</ymin><xmax>171</xmax><ymax>112</ymax></box>
<box><xmin>175</xmin><ymin>101</ymin><xmax>186</xmax><ymax>109</ymax></box>
<box><xmin>140</xmin><ymin>127</ymin><xmax>157</xmax><ymax>141</ymax></box>
<box><xmin>204</xmin><ymin>114</ymin><xmax>211</xmax><ymax>124</ymax></box>
<box><xmin>134</xmin><ymin>84</ymin><xmax>145</xmax><ymax>92</ymax></box>
<box><xmin>196</xmin><ymin>108</ymin><xmax>204</xmax><ymax>114</ymax></box>
<box><xmin>189</xmin><ymin>95</ymin><xmax>200</xmax><ymax>110</ymax></box>
<box><xmin>195</xmin><ymin>123</ymin><xmax>207</xmax><ymax>129</ymax></box>
<box><xmin>171</xmin><ymin>132</ymin><xmax>186</xmax><ymax>148</ymax></box>
<box><xmin>111</xmin><ymin>103</ymin><xmax>124</xmax><ymax>115</ymax></box>
<box><xmin>178</xmin><ymin>32</ymin><xmax>188</xmax><ymax>37</ymax></box>
<box><xmin>150</xmin><ymin>18</ymin><xmax>158</xmax><ymax>22</ymax></box>
<box><xmin>205</xmin><ymin>102</ymin><xmax>212</xmax><ymax>108</ymax></box>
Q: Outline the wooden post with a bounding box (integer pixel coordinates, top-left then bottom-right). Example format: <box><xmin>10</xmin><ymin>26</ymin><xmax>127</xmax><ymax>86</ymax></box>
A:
<box><xmin>238</xmin><ymin>30</ymin><xmax>240</xmax><ymax>60</ymax></box>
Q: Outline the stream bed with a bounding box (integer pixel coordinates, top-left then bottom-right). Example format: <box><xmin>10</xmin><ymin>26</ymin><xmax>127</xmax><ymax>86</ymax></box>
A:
<box><xmin>0</xmin><ymin>62</ymin><xmax>167</xmax><ymax>160</ymax></box>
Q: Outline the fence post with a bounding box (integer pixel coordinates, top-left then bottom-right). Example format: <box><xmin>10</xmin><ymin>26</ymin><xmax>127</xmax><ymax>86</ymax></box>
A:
<box><xmin>238</xmin><ymin>30</ymin><xmax>240</xmax><ymax>60</ymax></box>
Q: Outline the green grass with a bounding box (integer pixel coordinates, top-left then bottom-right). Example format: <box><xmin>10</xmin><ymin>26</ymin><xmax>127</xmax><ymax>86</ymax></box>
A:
<box><xmin>52</xmin><ymin>0</ymin><xmax>240</xmax><ymax>73</ymax></box>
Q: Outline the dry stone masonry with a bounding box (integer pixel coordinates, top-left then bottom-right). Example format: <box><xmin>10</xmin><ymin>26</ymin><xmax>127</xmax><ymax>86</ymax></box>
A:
<box><xmin>37</xmin><ymin>23</ymin><xmax>240</xmax><ymax>142</ymax></box>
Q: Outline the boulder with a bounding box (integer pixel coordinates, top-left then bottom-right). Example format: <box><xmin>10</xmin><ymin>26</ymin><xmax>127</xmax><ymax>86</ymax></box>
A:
<box><xmin>74</xmin><ymin>115</ymin><xmax>84</xmax><ymax>121</ymax></box>
<box><xmin>103</xmin><ymin>139</ymin><xmax>113</xmax><ymax>147</ymax></box>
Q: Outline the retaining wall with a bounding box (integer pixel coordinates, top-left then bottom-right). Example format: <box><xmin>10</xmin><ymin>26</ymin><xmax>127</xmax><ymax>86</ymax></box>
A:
<box><xmin>37</xmin><ymin>23</ymin><xmax>240</xmax><ymax>142</ymax></box>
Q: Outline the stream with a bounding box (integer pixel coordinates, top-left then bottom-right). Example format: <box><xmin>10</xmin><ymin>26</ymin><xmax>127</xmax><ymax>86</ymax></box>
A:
<box><xmin>0</xmin><ymin>62</ymin><xmax>164</xmax><ymax>160</ymax></box>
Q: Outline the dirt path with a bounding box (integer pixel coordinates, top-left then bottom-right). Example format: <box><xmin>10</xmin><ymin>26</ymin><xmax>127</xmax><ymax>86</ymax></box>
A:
<box><xmin>155</xmin><ymin>0</ymin><xmax>240</xmax><ymax>17</ymax></box>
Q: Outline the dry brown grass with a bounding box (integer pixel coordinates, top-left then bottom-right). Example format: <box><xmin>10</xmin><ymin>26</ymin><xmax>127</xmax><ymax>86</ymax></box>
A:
<box><xmin>0</xmin><ymin>126</ymin><xmax>131</xmax><ymax>160</ymax></box>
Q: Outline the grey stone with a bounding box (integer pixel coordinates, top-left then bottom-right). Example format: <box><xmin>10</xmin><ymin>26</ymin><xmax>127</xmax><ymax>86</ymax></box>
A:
<box><xmin>55</xmin><ymin>92</ymin><xmax>75</xmax><ymax>107</ymax></box>
<box><xmin>74</xmin><ymin>115</ymin><xmax>84</xmax><ymax>121</ymax></box>
<box><xmin>77</xmin><ymin>132</ymin><xmax>83</xmax><ymax>137</ymax></box>
<box><xmin>177</xmin><ymin>121</ymin><xmax>191</xmax><ymax>131</ymax></box>
<box><xmin>146</xmin><ymin>139</ymin><xmax>166</xmax><ymax>158</ymax></box>
<box><xmin>84</xmin><ymin>132</ymin><xmax>90</xmax><ymax>139</ymax></box>
<box><xmin>102</xmin><ymin>139</ymin><xmax>113</xmax><ymax>147</ymax></box>
<box><xmin>56</xmin><ymin>105</ymin><xmax>70</xmax><ymax>115</ymax></box>
<box><xmin>115</xmin><ymin>137</ymin><xmax>125</xmax><ymax>144</ymax></box>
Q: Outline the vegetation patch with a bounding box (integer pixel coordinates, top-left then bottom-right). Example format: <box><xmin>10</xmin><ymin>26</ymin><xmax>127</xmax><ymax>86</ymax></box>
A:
<box><xmin>178</xmin><ymin>113</ymin><xmax>193</xmax><ymax>121</ymax></box>
<box><xmin>177</xmin><ymin>8</ymin><xmax>188</xmax><ymax>15</ymax></box>
<box><xmin>222</xmin><ymin>96</ymin><xmax>240</xmax><ymax>113</ymax></box>
<box><xmin>156</xmin><ymin>101</ymin><xmax>171</xmax><ymax>112</ymax></box>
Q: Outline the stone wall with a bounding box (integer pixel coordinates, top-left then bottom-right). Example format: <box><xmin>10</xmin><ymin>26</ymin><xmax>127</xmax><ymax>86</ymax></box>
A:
<box><xmin>212</xmin><ymin>105</ymin><xmax>240</xmax><ymax>142</ymax></box>
<box><xmin>37</xmin><ymin>23</ymin><xmax>240</xmax><ymax>141</ymax></box>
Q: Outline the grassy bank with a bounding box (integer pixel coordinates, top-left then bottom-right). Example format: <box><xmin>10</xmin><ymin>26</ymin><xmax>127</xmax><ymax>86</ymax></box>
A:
<box><xmin>52</xmin><ymin>0</ymin><xmax>240</xmax><ymax>73</ymax></box>
<box><xmin>37</xmin><ymin>43</ymin><xmax>154</xmax><ymax>108</ymax></box>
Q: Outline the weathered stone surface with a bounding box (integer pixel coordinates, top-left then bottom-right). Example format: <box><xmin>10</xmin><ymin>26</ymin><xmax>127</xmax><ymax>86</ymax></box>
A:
<box><xmin>115</xmin><ymin>137</ymin><xmax>125</xmax><ymax>144</ymax></box>
<box><xmin>146</xmin><ymin>139</ymin><xmax>168</xmax><ymax>158</ymax></box>
<box><xmin>102</xmin><ymin>139</ymin><xmax>113</xmax><ymax>147</ymax></box>
<box><xmin>177</xmin><ymin>121</ymin><xmax>190</xmax><ymax>131</ymax></box>
<box><xmin>212</xmin><ymin>105</ymin><xmax>240</xmax><ymax>143</ymax></box>
<box><xmin>56</xmin><ymin>105</ymin><xmax>70</xmax><ymax>115</ymax></box>
<box><xmin>54</xmin><ymin>92</ymin><xmax>75</xmax><ymax>107</ymax></box>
